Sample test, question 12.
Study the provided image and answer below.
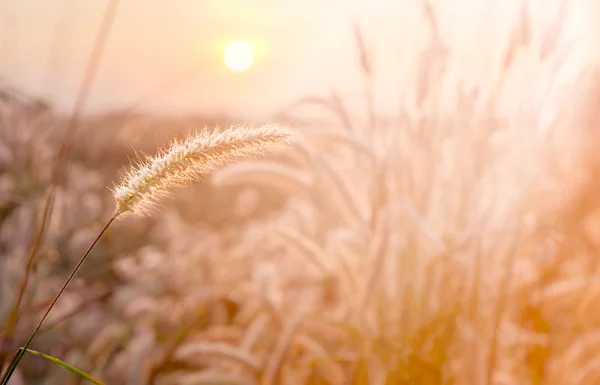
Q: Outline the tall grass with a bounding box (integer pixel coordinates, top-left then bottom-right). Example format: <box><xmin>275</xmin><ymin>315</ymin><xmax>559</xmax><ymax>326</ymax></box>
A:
<box><xmin>2</xmin><ymin>0</ymin><xmax>600</xmax><ymax>384</ymax></box>
<box><xmin>0</xmin><ymin>124</ymin><xmax>292</xmax><ymax>384</ymax></box>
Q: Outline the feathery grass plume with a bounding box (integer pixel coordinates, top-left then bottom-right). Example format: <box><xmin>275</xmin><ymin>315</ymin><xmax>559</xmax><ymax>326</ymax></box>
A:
<box><xmin>113</xmin><ymin>124</ymin><xmax>294</xmax><ymax>216</ymax></box>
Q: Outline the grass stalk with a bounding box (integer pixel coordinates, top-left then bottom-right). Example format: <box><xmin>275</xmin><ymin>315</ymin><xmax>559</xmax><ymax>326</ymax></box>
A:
<box><xmin>0</xmin><ymin>214</ymin><xmax>117</xmax><ymax>385</ymax></box>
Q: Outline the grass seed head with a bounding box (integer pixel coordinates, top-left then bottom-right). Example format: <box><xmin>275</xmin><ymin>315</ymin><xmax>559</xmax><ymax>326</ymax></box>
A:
<box><xmin>112</xmin><ymin>124</ymin><xmax>294</xmax><ymax>216</ymax></box>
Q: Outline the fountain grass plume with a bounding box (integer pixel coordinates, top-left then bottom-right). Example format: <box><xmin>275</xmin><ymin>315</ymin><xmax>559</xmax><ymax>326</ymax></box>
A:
<box><xmin>113</xmin><ymin>124</ymin><xmax>294</xmax><ymax>216</ymax></box>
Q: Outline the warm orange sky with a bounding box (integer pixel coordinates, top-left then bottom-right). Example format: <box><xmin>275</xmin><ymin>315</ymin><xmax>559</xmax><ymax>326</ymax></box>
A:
<box><xmin>1</xmin><ymin>0</ymin><xmax>598</xmax><ymax>120</ymax></box>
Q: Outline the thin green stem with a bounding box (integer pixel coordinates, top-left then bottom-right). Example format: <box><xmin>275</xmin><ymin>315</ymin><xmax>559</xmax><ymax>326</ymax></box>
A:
<box><xmin>0</xmin><ymin>215</ymin><xmax>118</xmax><ymax>385</ymax></box>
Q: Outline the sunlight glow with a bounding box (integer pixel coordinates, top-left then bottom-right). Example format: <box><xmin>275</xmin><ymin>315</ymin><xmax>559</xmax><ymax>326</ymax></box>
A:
<box><xmin>224</xmin><ymin>41</ymin><xmax>254</xmax><ymax>73</ymax></box>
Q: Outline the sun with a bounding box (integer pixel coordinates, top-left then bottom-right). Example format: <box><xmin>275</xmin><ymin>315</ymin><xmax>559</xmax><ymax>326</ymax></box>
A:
<box><xmin>224</xmin><ymin>41</ymin><xmax>254</xmax><ymax>73</ymax></box>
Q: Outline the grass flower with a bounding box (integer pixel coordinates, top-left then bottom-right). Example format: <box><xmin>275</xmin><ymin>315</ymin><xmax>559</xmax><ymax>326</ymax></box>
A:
<box><xmin>113</xmin><ymin>124</ymin><xmax>294</xmax><ymax>216</ymax></box>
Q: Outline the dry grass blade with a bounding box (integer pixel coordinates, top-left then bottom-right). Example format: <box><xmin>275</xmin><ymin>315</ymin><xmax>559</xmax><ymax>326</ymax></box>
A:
<box><xmin>128</xmin><ymin>333</ymin><xmax>157</xmax><ymax>385</ymax></box>
<box><xmin>211</xmin><ymin>161</ymin><xmax>312</xmax><ymax>198</ymax></box>
<box><xmin>174</xmin><ymin>342</ymin><xmax>261</xmax><ymax>373</ymax></box>
<box><xmin>148</xmin><ymin>306</ymin><xmax>214</xmax><ymax>385</ymax></box>
<box><xmin>275</xmin><ymin>227</ymin><xmax>329</xmax><ymax>274</ymax></box>
<box><xmin>1</xmin><ymin>186</ymin><xmax>55</xmax><ymax>348</ymax></box>
<box><xmin>420</xmin><ymin>0</ymin><xmax>446</xmax><ymax>51</ymax></box>
<box><xmin>261</xmin><ymin>307</ymin><xmax>305</xmax><ymax>385</ymax></box>
<box><xmin>296</xmin><ymin>334</ymin><xmax>346</xmax><ymax>385</ymax></box>
<box><xmin>277</xmin><ymin>227</ymin><xmax>359</xmax><ymax>293</ymax></box>
<box><xmin>329</xmin><ymin>89</ymin><xmax>355</xmax><ymax>132</ymax></box>
<box><xmin>361</xmin><ymin>213</ymin><xmax>391</xmax><ymax>315</ymax></box>
<box><xmin>352</xmin><ymin>21</ymin><xmax>376</xmax><ymax>134</ymax></box>
<box><xmin>26</xmin><ymin>349</ymin><xmax>106</xmax><ymax>385</ymax></box>
<box><xmin>310</xmin><ymin>152</ymin><xmax>366</xmax><ymax>225</ymax></box>
<box><xmin>279</xmin><ymin>90</ymin><xmax>355</xmax><ymax>132</ymax></box>
<box><xmin>486</xmin><ymin>234</ymin><xmax>522</xmax><ymax>385</ymax></box>
<box><xmin>178</xmin><ymin>371</ymin><xmax>257</xmax><ymax>385</ymax></box>
<box><xmin>302</xmin><ymin>129</ymin><xmax>378</xmax><ymax>163</ymax></box>
<box><xmin>352</xmin><ymin>21</ymin><xmax>371</xmax><ymax>76</ymax></box>
<box><xmin>240</xmin><ymin>314</ymin><xmax>270</xmax><ymax>352</ymax></box>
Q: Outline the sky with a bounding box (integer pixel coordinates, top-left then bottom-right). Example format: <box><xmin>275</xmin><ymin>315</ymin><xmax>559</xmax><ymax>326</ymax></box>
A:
<box><xmin>0</xmin><ymin>0</ymin><xmax>598</xmax><ymax>120</ymax></box>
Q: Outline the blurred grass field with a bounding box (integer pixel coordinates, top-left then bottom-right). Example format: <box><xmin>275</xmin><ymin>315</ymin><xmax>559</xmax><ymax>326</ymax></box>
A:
<box><xmin>2</xmin><ymin>0</ymin><xmax>600</xmax><ymax>384</ymax></box>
